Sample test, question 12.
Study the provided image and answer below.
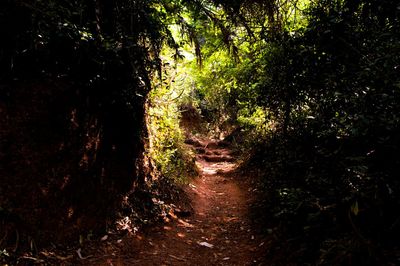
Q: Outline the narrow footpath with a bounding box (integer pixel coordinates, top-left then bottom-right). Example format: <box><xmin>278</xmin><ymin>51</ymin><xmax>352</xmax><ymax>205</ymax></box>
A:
<box><xmin>91</xmin><ymin>138</ymin><xmax>266</xmax><ymax>266</ymax></box>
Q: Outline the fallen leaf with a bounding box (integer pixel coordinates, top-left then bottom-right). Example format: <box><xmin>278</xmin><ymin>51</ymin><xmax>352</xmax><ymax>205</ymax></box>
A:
<box><xmin>76</xmin><ymin>248</ymin><xmax>83</xmax><ymax>259</ymax></box>
<box><xmin>198</xmin><ymin>241</ymin><xmax>214</xmax><ymax>248</ymax></box>
<box><xmin>178</xmin><ymin>219</ymin><xmax>193</xmax><ymax>228</ymax></box>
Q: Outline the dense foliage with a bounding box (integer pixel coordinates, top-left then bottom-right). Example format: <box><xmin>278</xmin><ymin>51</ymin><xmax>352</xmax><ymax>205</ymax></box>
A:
<box><xmin>1</xmin><ymin>0</ymin><xmax>400</xmax><ymax>264</ymax></box>
<box><xmin>185</xmin><ymin>0</ymin><xmax>400</xmax><ymax>264</ymax></box>
<box><xmin>147</xmin><ymin>57</ymin><xmax>198</xmax><ymax>183</ymax></box>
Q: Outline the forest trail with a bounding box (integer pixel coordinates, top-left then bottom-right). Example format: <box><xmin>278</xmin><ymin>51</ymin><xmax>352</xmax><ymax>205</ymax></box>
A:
<box><xmin>90</xmin><ymin>137</ymin><xmax>265</xmax><ymax>266</ymax></box>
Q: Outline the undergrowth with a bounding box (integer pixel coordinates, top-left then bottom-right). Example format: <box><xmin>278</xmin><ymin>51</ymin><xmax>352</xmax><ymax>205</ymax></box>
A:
<box><xmin>147</xmin><ymin>71</ymin><xmax>198</xmax><ymax>184</ymax></box>
<box><xmin>243</xmin><ymin>128</ymin><xmax>400</xmax><ymax>265</ymax></box>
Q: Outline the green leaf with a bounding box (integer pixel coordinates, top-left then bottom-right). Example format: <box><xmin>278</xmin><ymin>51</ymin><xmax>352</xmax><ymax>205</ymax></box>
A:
<box><xmin>351</xmin><ymin>201</ymin><xmax>359</xmax><ymax>216</ymax></box>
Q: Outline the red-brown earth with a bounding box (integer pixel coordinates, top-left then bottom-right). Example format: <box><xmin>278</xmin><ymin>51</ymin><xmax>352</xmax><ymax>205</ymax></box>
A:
<box><xmin>78</xmin><ymin>137</ymin><xmax>268</xmax><ymax>266</ymax></box>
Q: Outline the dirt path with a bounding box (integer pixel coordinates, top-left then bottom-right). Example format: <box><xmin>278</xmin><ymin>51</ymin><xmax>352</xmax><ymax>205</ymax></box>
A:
<box><xmin>89</xmin><ymin>138</ymin><xmax>264</xmax><ymax>266</ymax></box>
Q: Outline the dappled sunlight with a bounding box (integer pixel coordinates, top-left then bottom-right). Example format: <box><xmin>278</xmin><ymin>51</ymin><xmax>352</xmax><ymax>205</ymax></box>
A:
<box><xmin>1</xmin><ymin>0</ymin><xmax>398</xmax><ymax>265</ymax></box>
<box><xmin>99</xmin><ymin>137</ymin><xmax>266</xmax><ymax>265</ymax></box>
